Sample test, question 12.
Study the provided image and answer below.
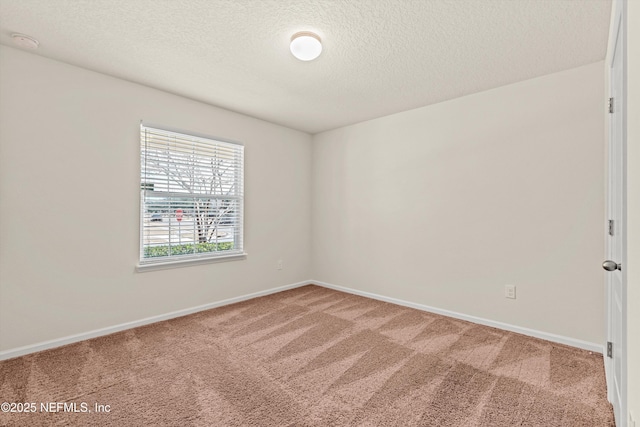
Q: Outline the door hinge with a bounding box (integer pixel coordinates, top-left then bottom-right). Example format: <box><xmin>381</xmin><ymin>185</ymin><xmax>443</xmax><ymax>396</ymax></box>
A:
<box><xmin>609</xmin><ymin>97</ymin><xmax>614</xmax><ymax>114</ymax></box>
<box><xmin>607</xmin><ymin>341</ymin><xmax>613</xmax><ymax>358</ymax></box>
<box><xmin>609</xmin><ymin>219</ymin><xmax>615</xmax><ymax>236</ymax></box>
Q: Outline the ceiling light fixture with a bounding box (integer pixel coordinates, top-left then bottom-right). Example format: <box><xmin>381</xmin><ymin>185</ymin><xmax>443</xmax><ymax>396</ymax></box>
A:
<box><xmin>11</xmin><ymin>33</ymin><xmax>39</xmax><ymax>50</ymax></box>
<box><xmin>290</xmin><ymin>32</ymin><xmax>322</xmax><ymax>61</ymax></box>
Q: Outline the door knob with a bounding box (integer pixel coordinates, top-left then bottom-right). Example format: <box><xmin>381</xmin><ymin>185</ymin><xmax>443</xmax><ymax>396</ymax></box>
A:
<box><xmin>602</xmin><ymin>260</ymin><xmax>621</xmax><ymax>271</ymax></box>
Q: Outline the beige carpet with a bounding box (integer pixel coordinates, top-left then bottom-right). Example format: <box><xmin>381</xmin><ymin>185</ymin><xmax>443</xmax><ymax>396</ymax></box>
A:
<box><xmin>0</xmin><ymin>285</ymin><xmax>613</xmax><ymax>426</ymax></box>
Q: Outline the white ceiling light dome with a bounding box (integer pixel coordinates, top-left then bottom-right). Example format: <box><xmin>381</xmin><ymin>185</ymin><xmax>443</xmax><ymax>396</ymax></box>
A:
<box><xmin>290</xmin><ymin>32</ymin><xmax>322</xmax><ymax>61</ymax></box>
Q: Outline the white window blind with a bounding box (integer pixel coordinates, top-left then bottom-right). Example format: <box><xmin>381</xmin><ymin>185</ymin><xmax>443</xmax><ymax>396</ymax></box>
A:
<box><xmin>140</xmin><ymin>125</ymin><xmax>244</xmax><ymax>265</ymax></box>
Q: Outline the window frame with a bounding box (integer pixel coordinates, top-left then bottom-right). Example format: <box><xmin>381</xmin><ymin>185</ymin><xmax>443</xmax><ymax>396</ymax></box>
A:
<box><xmin>137</xmin><ymin>124</ymin><xmax>246</xmax><ymax>271</ymax></box>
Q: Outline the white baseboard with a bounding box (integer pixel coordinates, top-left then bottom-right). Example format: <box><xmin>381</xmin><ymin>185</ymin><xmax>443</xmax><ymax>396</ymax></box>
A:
<box><xmin>0</xmin><ymin>280</ymin><xmax>309</xmax><ymax>361</ymax></box>
<box><xmin>0</xmin><ymin>279</ymin><xmax>603</xmax><ymax>360</ymax></box>
<box><xmin>311</xmin><ymin>280</ymin><xmax>603</xmax><ymax>354</ymax></box>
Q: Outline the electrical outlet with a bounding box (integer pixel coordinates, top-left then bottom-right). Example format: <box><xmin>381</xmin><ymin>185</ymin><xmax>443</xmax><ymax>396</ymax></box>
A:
<box><xmin>277</xmin><ymin>259</ymin><xmax>283</xmax><ymax>270</ymax></box>
<box><xmin>505</xmin><ymin>285</ymin><xmax>516</xmax><ymax>299</ymax></box>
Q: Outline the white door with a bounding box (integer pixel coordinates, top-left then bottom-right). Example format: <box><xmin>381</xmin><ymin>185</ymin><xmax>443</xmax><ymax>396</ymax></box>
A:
<box><xmin>605</xmin><ymin>3</ymin><xmax>627</xmax><ymax>426</ymax></box>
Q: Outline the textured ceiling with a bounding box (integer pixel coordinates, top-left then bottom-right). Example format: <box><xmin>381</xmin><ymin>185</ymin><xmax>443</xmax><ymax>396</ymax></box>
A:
<box><xmin>0</xmin><ymin>0</ymin><xmax>611</xmax><ymax>134</ymax></box>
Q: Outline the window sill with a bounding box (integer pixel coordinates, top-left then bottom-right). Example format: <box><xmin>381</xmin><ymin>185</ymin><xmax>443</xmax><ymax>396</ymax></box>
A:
<box><xmin>136</xmin><ymin>253</ymin><xmax>247</xmax><ymax>272</ymax></box>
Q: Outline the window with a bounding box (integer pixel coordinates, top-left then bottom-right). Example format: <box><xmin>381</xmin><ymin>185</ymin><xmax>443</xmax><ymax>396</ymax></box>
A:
<box><xmin>140</xmin><ymin>125</ymin><xmax>244</xmax><ymax>267</ymax></box>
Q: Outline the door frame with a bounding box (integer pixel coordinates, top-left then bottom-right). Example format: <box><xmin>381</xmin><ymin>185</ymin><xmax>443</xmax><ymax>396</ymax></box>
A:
<box><xmin>605</xmin><ymin>0</ymin><xmax>628</xmax><ymax>425</ymax></box>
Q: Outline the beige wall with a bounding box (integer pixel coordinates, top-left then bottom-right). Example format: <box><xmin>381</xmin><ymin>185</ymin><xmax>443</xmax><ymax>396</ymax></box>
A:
<box><xmin>0</xmin><ymin>46</ymin><xmax>312</xmax><ymax>352</ymax></box>
<box><xmin>626</xmin><ymin>0</ymin><xmax>639</xmax><ymax>421</ymax></box>
<box><xmin>312</xmin><ymin>62</ymin><xmax>605</xmax><ymax>345</ymax></box>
